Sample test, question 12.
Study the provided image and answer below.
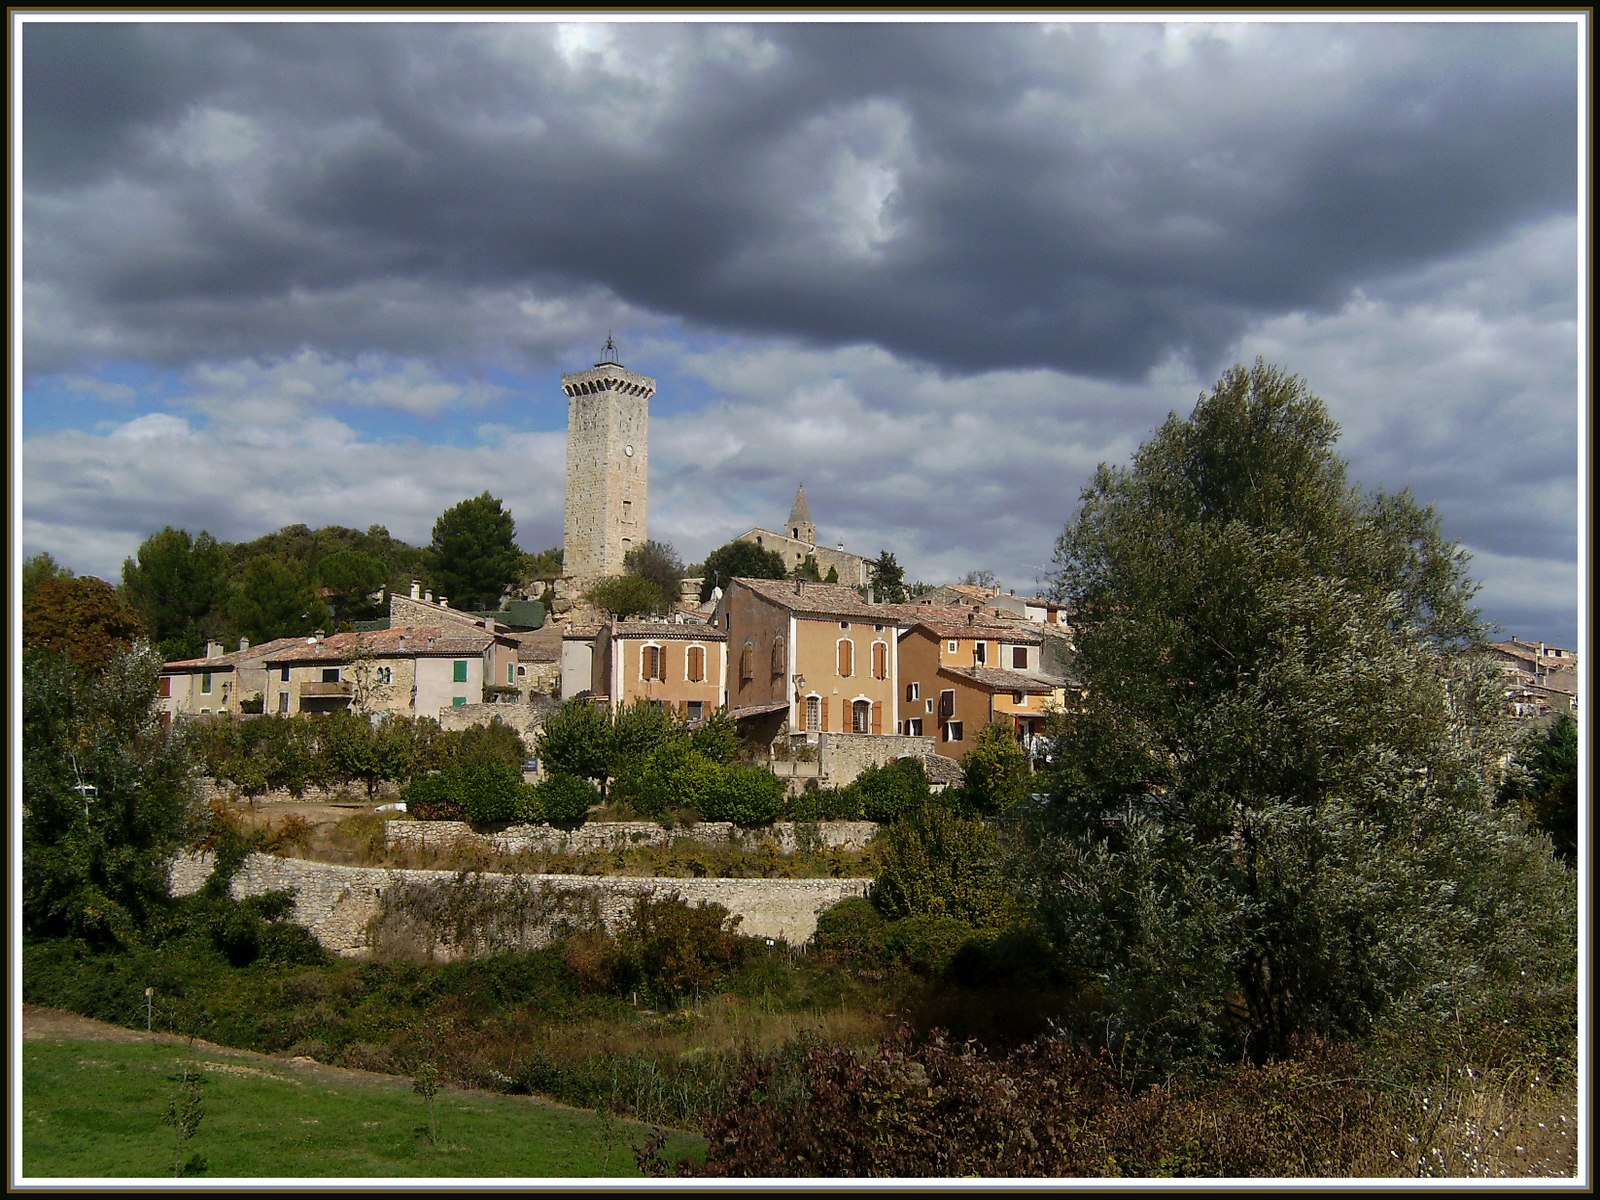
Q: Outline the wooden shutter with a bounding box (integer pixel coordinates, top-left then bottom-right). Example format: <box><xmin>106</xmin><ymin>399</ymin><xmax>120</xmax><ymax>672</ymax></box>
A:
<box><xmin>871</xmin><ymin>701</ymin><xmax>882</xmax><ymax>735</ymax></box>
<box><xmin>821</xmin><ymin>697</ymin><xmax>831</xmax><ymax>732</ymax></box>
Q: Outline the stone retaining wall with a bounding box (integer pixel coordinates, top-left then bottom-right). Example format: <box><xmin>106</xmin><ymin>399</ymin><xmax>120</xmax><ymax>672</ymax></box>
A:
<box><xmin>169</xmin><ymin>852</ymin><xmax>869</xmax><ymax>957</ymax></box>
<box><xmin>384</xmin><ymin>819</ymin><xmax>878</xmax><ymax>857</ymax></box>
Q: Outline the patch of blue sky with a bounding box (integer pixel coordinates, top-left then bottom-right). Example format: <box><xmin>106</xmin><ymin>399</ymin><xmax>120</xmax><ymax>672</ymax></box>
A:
<box><xmin>22</xmin><ymin>364</ymin><xmax>190</xmax><ymax>436</ymax></box>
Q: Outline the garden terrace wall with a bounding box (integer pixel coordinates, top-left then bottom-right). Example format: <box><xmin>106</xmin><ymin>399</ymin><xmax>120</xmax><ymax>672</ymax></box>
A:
<box><xmin>169</xmin><ymin>852</ymin><xmax>869</xmax><ymax>956</ymax></box>
<box><xmin>384</xmin><ymin>819</ymin><xmax>879</xmax><ymax>856</ymax></box>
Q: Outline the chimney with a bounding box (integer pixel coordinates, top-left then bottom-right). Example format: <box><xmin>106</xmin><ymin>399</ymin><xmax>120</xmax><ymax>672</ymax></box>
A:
<box><xmin>484</xmin><ymin>615</ymin><xmax>494</xmax><ymax>632</ymax></box>
<box><xmin>967</xmin><ymin>612</ymin><xmax>975</xmax><ymax>625</ymax></box>
<box><xmin>206</xmin><ymin>640</ymin><xmax>223</xmax><ymax>660</ymax></box>
<box><xmin>438</xmin><ymin>596</ymin><xmax>448</xmax><ymax>608</ymax></box>
<box><xmin>424</xmin><ymin>589</ymin><xmax>433</xmax><ymax>603</ymax></box>
<box><xmin>866</xmin><ymin>583</ymin><xmax>875</xmax><ymax>604</ymax></box>
<box><xmin>238</xmin><ymin>637</ymin><xmax>250</xmax><ymax>652</ymax></box>
<box><xmin>410</xmin><ymin>579</ymin><xmax>421</xmax><ymax>600</ymax></box>
<box><xmin>794</xmin><ymin>579</ymin><xmax>802</xmax><ymax>595</ymax></box>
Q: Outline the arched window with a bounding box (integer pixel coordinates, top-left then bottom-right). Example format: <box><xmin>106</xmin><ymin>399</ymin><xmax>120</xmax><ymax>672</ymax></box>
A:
<box><xmin>871</xmin><ymin>640</ymin><xmax>888</xmax><ymax>680</ymax></box>
<box><xmin>837</xmin><ymin>638</ymin><xmax>854</xmax><ymax>678</ymax></box>
<box><xmin>739</xmin><ymin>643</ymin><xmax>754</xmax><ymax>686</ymax></box>
<box><xmin>851</xmin><ymin>699</ymin><xmax>872</xmax><ymax>733</ymax></box>
<box><xmin>804</xmin><ymin>694</ymin><xmax>821</xmax><ymax>732</ymax></box>
<box><xmin>686</xmin><ymin>644</ymin><xmax>706</xmax><ymax>683</ymax></box>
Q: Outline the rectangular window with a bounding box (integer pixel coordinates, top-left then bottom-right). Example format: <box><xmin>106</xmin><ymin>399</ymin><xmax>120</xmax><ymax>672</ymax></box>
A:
<box><xmin>906</xmin><ymin>681</ymin><xmax>920</xmax><ymax>702</ymax></box>
<box><xmin>508</xmin><ymin>663</ymin><xmax>515</xmax><ymax>685</ymax></box>
<box><xmin>158</xmin><ymin>676</ymin><xmax>172</xmax><ymax>697</ymax></box>
<box><xmin>687</xmin><ymin>701</ymin><xmax>705</xmax><ymax>724</ymax></box>
<box><xmin>974</xmin><ymin>642</ymin><xmax>987</xmax><ymax>665</ymax></box>
<box><xmin>1014</xmin><ymin>691</ymin><xmax>1026</xmax><ymax>706</ymax></box>
<box><xmin>805</xmin><ymin>694</ymin><xmax>821</xmax><ymax>732</ymax></box>
<box><xmin>453</xmin><ymin>660</ymin><xmax>468</xmax><ymax>683</ymax></box>
<box><xmin>321</xmin><ymin>667</ymin><xmax>340</xmax><ymax>683</ymax></box>
<box><xmin>905</xmin><ymin>718</ymin><xmax>923</xmax><ymax>736</ymax></box>
<box><xmin>1012</xmin><ymin>646</ymin><xmax>1028</xmax><ymax>669</ymax></box>
<box><xmin>943</xmin><ymin>721</ymin><xmax>964</xmax><ymax>743</ymax></box>
<box><xmin>452</xmin><ymin>696</ymin><xmax>467</xmax><ymax>707</ymax></box>
<box><xmin>948</xmin><ymin>640</ymin><xmax>958</xmax><ymax>654</ymax></box>
<box><xmin>278</xmin><ymin>692</ymin><xmax>289</xmax><ymax>713</ymax></box>
<box><xmin>837</xmin><ymin>639</ymin><xmax>854</xmax><ymax>678</ymax></box>
<box><xmin>687</xmin><ymin>645</ymin><xmax>706</xmax><ymax>682</ymax></box>
<box><xmin>201</xmin><ymin>672</ymin><xmax>213</xmax><ymax>694</ymax></box>
<box><xmin>872</xmin><ymin>641</ymin><xmax>888</xmax><ymax>680</ymax></box>
<box><xmin>281</xmin><ymin>667</ymin><xmax>290</xmax><ymax>682</ymax></box>
<box><xmin>939</xmin><ymin>689</ymin><xmax>955</xmax><ymax>719</ymax></box>
<box><xmin>925</xmin><ymin>698</ymin><xmax>934</xmax><ymax>714</ymax></box>
<box><xmin>642</xmin><ymin>645</ymin><xmax>665</xmax><ymax>681</ymax></box>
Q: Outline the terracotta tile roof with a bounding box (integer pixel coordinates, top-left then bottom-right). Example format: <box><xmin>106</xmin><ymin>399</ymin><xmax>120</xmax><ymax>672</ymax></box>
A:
<box><xmin>261</xmin><ymin>626</ymin><xmax>493</xmax><ymax>664</ymax></box>
<box><xmin>162</xmin><ymin>636</ymin><xmax>309</xmax><ymax>672</ymax></box>
<box><xmin>732</xmin><ymin>577</ymin><xmax>891</xmax><ymax>620</ymax></box>
<box><xmin>612</xmin><ymin>620</ymin><xmax>727</xmax><ymax>641</ymax></box>
<box><xmin>912</xmin><ymin>619</ymin><xmax>1042</xmax><ymax>644</ymax></box>
<box><xmin>730</xmin><ymin>700</ymin><xmax>791</xmax><ymax>720</ymax></box>
<box><xmin>938</xmin><ymin>665</ymin><xmax>1055</xmax><ymax>693</ymax></box>
<box><xmin>562</xmin><ymin>624</ymin><xmax>604</xmax><ymax>639</ymax></box>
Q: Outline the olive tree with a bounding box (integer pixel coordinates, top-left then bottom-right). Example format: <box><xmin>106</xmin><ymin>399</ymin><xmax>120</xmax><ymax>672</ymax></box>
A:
<box><xmin>1013</xmin><ymin>360</ymin><xmax>1573</xmax><ymax>1065</ymax></box>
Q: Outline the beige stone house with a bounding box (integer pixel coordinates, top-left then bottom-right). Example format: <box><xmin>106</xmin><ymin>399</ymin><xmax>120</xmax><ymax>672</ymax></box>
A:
<box><xmin>158</xmin><ymin>636</ymin><xmax>312</xmax><ymax>720</ymax></box>
<box><xmin>590</xmin><ymin>617</ymin><xmax>728</xmax><ymax>722</ymax></box>
<box><xmin>894</xmin><ymin>615</ymin><xmax>1055</xmax><ymax>758</ymax></box>
<box><xmin>256</xmin><ymin>627</ymin><xmax>506</xmax><ymax>718</ymax></box>
<box><xmin>717</xmin><ymin>577</ymin><xmax>901</xmax><ymax>741</ymax></box>
<box><xmin>1488</xmin><ymin>638</ymin><xmax>1579</xmax><ymax>720</ymax></box>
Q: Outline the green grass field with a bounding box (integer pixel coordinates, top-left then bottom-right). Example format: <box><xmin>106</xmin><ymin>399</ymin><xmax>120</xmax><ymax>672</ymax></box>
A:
<box><xmin>21</xmin><ymin>1038</ymin><xmax>703</xmax><ymax>1180</ymax></box>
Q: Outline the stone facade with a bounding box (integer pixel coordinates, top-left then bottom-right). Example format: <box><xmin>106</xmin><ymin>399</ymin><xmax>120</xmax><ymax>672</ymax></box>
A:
<box><xmin>561</xmin><ymin>347</ymin><xmax>655</xmax><ymax>584</ymax></box>
<box><xmin>169</xmin><ymin>852</ymin><xmax>869</xmax><ymax>955</ymax></box>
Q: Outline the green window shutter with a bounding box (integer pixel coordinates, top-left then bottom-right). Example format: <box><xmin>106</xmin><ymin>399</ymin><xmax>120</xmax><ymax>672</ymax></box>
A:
<box><xmin>453</xmin><ymin>660</ymin><xmax>468</xmax><ymax>683</ymax></box>
<box><xmin>507</xmin><ymin>662</ymin><xmax>514</xmax><ymax>685</ymax></box>
<box><xmin>452</xmin><ymin>696</ymin><xmax>467</xmax><ymax>707</ymax></box>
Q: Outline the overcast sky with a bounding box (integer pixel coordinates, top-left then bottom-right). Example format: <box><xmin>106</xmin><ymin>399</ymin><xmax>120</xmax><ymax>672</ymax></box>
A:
<box><xmin>12</xmin><ymin>14</ymin><xmax>1586</xmax><ymax>649</ymax></box>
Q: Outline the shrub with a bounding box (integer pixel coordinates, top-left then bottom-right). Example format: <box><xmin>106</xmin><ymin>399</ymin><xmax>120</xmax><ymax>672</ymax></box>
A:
<box><xmin>872</xmin><ymin>803</ymin><xmax>1014</xmax><ymax>928</ymax></box>
<box><xmin>848</xmin><ymin>758</ymin><xmax>931</xmax><ymax>824</ymax></box>
<box><xmin>812</xmin><ymin>897</ymin><xmax>885</xmax><ymax>963</ymax></box>
<box><xmin>403</xmin><ymin>760</ymin><xmax>526</xmax><ymax>824</ymax></box>
<box><xmin>613</xmin><ymin>894</ymin><xmax>746</xmax><ymax>1003</ymax></box>
<box><xmin>702</xmin><ymin>764</ymin><xmax>784</xmax><ymax>827</ymax></box>
<box><xmin>786</xmin><ymin>785</ymin><xmax>861</xmax><ymax>822</ymax></box>
<box><xmin>533</xmin><ymin>774</ymin><xmax>598</xmax><ymax>827</ymax></box>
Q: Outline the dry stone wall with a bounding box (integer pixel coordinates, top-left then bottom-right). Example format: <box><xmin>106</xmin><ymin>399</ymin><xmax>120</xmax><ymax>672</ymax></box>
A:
<box><xmin>385</xmin><ymin>819</ymin><xmax>878</xmax><ymax>856</ymax></box>
<box><xmin>169</xmin><ymin>851</ymin><xmax>868</xmax><ymax>956</ymax></box>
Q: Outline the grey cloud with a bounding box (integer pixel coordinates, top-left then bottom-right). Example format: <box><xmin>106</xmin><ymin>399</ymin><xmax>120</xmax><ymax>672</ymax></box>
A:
<box><xmin>23</xmin><ymin>21</ymin><xmax>1577</xmax><ymax>382</ymax></box>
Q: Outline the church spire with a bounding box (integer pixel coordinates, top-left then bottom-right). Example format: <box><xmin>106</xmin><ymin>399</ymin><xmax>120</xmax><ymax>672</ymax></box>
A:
<box><xmin>787</xmin><ymin>485</ymin><xmax>815</xmax><ymax>545</ymax></box>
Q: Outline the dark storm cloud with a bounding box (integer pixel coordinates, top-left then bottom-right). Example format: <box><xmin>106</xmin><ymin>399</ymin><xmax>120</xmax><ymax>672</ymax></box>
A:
<box><xmin>22</xmin><ymin>20</ymin><xmax>1576</xmax><ymax>381</ymax></box>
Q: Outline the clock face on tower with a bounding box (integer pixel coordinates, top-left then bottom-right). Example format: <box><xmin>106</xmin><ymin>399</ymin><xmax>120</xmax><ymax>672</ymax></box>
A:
<box><xmin>624</xmin><ymin>445</ymin><xmax>635</xmax><ymax>457</ymax></box>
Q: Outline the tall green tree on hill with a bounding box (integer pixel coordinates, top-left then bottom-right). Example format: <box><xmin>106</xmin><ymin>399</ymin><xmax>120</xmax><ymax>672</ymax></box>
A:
<box><xmin>1013</xmin><ymin>359</ymin><xmax>1572</xmax><ymax>1065</ymax></box>
<box><xmin>869</xmin><ymin>550</ymin><xmax>907</xmax><ymax>603</ymax></box>
<box><xmin>428</xmin><ymin>492</ymin><xmax>522</xmax><ymax>611</ymax></box>
<box><xmin>698</xmin><ymin>539</ymin><xmax>788</xmax><ymax>601</ymax></box>
<box><xmin>120</xmin><ymin>527</ymin><xmax>230</xmax><ymax>660</ymax></box>
<box><xmin>624</xmin><ymin>540</ymin><xmax>686</xmax><ymax>612</ymax></box>
<box><xmin>227</xmin><ymin>556</ymin><xmax>330</xmax><ymax>644</ymax></box>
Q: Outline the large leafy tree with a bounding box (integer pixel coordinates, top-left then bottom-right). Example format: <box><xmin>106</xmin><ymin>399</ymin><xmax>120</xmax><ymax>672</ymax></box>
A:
<box><xmin>120</xmin><ymin>527</ymin><xmax>230</xmax><ymax>660</ymax></box>
<box><xmin>869</xmin><ymin>550</ymin><xmax>907</xmax><ymax>603</ymax></box>
<box><xmin>22</xmin><ymin>551</ymin><xmax>74</xmax><ymax>601</ymax></box>
<box><xmin>1014</xmin><ymin>360</ymin><xmax>1572</xmax><ymax>1064</ymax></box>
<box><xmin>1498</xmin><ymin>714</ymin><xmax>1578</xmax><ymax>864</ymax></box>
<box><xmin>22</xmin><ymin>576</ymin><xmax>147</xmax><ymax>675</ymax></box>
<box><xmin>429</xmin><ymin>492</ymin><xmax>522</xmax><ymax>611</ymax></box>
<box><xmin>22</xmin><ymin>645</ymin><xmax>208</xmax><ymax>947</ymax></box>
<box><xmin>227</xmin><ymin>555</ymin><xmax>330</xmax><ymax>644</ymax></box>
<box><xmin>698</xmin><ymin>539</ymin><xmax>788</xmax><ymax>600</ymax></box>
<box><xmin>624</xmin><ymin>539</ymin><xmax>685</xmax><ymax>612</ymax></box>
<box><xmin>585</xmin><ymin>575</ymin><xmax>665</xmax><ymax>619</ymax></box>
<box><xmin>315</xmin><ymin>548</ymin><xmax>390</xmax><ymax>624</ymax></box>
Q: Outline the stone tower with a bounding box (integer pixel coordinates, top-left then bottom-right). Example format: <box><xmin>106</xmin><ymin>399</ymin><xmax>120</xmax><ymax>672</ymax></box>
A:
<box><xmin>562</xmin><ymin>338</ymin><xmax>654</xmax><ymax>582</ymax></box>
<box><xmin>787</xmin><ymin>484</ymin><xmax>816</xmax><ymax>546</ymax></box>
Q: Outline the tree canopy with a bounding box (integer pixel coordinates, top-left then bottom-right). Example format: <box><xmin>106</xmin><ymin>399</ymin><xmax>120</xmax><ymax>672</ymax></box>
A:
<box><xmin>429</xmin><ymin>492</ymin><xmax>522</xmax><ymax>611</ymax></box>
<box><xmin>869</xmin><ymin>550</ymin><xmax>907</xmax><ymax>603</ymax></box>
<box><xmin>1013</xmin><ymin>359</ymin><xmax>1573</xmax><ymax>1065</ymax></box>
<box><xmin>624</xmin><ymin>540</ymin><xmax>686</xmax><ymax>612</ymax></box>
<box><xmin>23</xmin><ymin>576</ymin><xmax>148</xmax><ymax>675</ymax></box>
<box><xmin>120</xmin><ymin>527</ymin><xmax>230</xmax><ymax>661</ymax></box>
<box><xmin>699</xmin><ymin>539</ymin><xmax>788</xmax><ymax>600</ymax></box>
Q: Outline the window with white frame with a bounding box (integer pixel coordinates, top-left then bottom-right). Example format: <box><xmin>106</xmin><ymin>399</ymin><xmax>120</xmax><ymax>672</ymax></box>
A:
<box><xmin>805</xmin><ymin>694</ymin><xmax>821</xmax><ymax>732</ymax></box>
<box><xmin>905</xmin><ymin>718</ymin><xmax>923</xmax><ymax>736</ymax></box>
<box><xmin>376</xmin><ymin>666</ymin><xmax>393</xmax><ymax>685</ymax></box>
<box><xmin>686</xmin><ymin>644</ymin><xmax>706</xmax><ymax>683</ymax></box>
<box><xmin>851</xmin><ymin>699</ymin><xmax>872</xmax><ymax>733</ymax></box>
<box><xmin>871</xmin><ymin>641</ymin><xmax>888</xmax><ymax>680</ymax></box>
<box><xmin>642</xmin><ymin>644</ymin><xmax>665</xmax><ymax>681</ymax></box>
<box><xmin>906</xmin><ymin>681</ymin><xmax>920</xmax><ymax>702</ymax></box>
<box><xmin>942</xmin><ymin>720</ymin><xmax>963</xmax><ymax>743</ymax></box>
<box><xmin>837</xmin><ymin>638</ymin><xmax>854</xmax><ymax>677</ymax></box>
<box><xmin>1011</xmin><ymin>646</ymin><xmax>1028</xmax><ymax>669</ymax></box>
<box><xmin>974</xmin><ymin>641</ymin><xmax>987</xmax><ymax>665</ymax></box>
